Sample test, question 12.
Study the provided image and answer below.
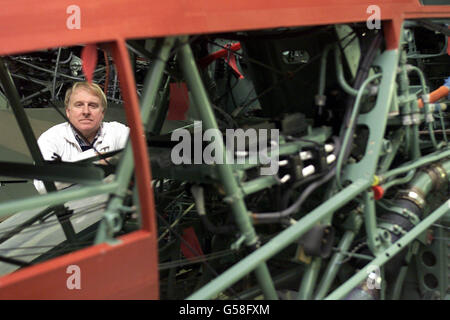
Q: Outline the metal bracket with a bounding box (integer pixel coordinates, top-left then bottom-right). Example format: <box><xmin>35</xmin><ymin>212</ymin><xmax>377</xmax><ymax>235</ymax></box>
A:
<box><xmin>377</xmin><ymin>201</ymin><xmax>420</xmax><ymax>226</ymax></box>
<box><xmin>378</xmin><ymin>222</ymin><xmax>408</xmax><ymax>237</ymax></box>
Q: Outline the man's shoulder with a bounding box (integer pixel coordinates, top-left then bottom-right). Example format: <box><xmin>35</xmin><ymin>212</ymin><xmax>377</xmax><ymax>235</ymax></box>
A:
<box><xmin>103</xmin><ymin>121</ymin><xmax>129</xmax><ymax>132</ymax></box>
<box><xmin>39</xmin><ymin>122</ymin><xmax>70</xmax><ymax>140</ymax></box>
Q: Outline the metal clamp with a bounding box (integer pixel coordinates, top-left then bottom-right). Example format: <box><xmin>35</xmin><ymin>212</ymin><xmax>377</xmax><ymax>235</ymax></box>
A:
<box><xmin>378</xmin><ymin>222</ymin><xmax>408</xmax><ymax>237</ymax></box>
<box><xmin>398</xmin><ymin>188</ymin><xmax>426</xmax><ymax>209</ymax></box>
<box><xmin>402</xmin><ymin>115</ymin><xmax>413</xmax><ymax>126</ymax></box>
<box><xmin>411</xmin><ymin>113</ymin><xmax>421</xmax><ymax>125</ymax></box>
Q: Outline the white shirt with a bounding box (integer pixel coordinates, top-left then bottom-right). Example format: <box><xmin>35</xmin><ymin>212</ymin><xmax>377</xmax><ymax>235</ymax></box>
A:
<box><xmin>33</xmin><ymin>121</ymin><xmax>129</xmax><ymax>194</ymax></box>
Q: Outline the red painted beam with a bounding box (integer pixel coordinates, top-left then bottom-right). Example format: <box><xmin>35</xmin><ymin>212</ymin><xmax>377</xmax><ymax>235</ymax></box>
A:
<box><xmin>0</xmin><ymin>231</ymin><xmax>159</xmax><ymax>299</ymax></box>
<box><xmin>0</xmin><ymin>1</ymin><xmax>449</xmax><ymax>55</ymax></box>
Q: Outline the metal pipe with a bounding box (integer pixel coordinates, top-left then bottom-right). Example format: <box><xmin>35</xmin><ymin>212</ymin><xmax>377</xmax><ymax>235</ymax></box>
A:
<box><xmin>187</xmin><ymin>179</ymin><xmax>370</xmax><ymax>300</ymax></box>
<box><xmin>314</xmin><ymin>229</ymin><xmax>358</xmax><ymax>299</ymax></box>
<box><xmin>177</xmin><ymin>35</ymin><xmax>278</xmax><ymax>300</ymax></box>
<box><xmin>382</xmin><ymin>169</ymin><xmax>416</xmax><ymax>191</ymax></box>
<box><xmin>325</xmin><ymin>199</ymin><xmax>450</xmax><ymax>300</ymax></box>
<box><xmin>316</xmin><ymin>44</ymin><xmax>333</xmax><ymax>106</ymax></box>
<box><xmin>335</xmin><ymin>73</ymin><xmax>382</xmax><ymax>189</ymax></box>
<box><xmin>140</xmin><ymin>37</ymin><xmax>176</xmax><ymax>130</ymax></box>
<box><xmin>95</xmin><ymin>38</ymin><xmax>172</xmax><ymax>244</ymax></box>
<box><xmin>297</xmin><ymin>257</ymin><xmax>321</xmax><ymax>299</ymax></box>
<box><xmin>0</xmin><ymin>182</ymin><xmax>118</xmax><ymax>219</ymax></box>
<box><xmin>334</xmin><ymin>46</ymin><xmax>359</xmax><ymax>96</ymax></box>
<box><xmin>380</xmin><ymin>147</ymin><xmax>450</xmax><ymax>181</ymax></box>
<box><xmin>241</xmin><ymin>175</ymin><xmax>279</xmax><ymax>195</ymax></box>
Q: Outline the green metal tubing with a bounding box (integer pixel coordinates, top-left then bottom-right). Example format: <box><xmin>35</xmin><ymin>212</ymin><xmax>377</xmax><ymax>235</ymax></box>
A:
<box><xmin>381</xmin><ymin>147</ymin><xmax>450</xmax><ymax>181</ymax></box>
<box><xmin>297</xmin><ymin>257</ymin><xmax>321</xmax><ymax>300</ymax></box>
<box><xmin>334</xmin><ymin>46</ymin><xmax>359</xmax><ymax>96</ymax></box>
<box><xmin>241</xmin><ymin>175</ymin><xmax>280</xmax><ymax>196</ymax></box>
<box><xmin>363</xmin><ymin>190</ymin><xmax>381</xmax><ymax>254</ymax></box>
<box><xmin>187</xmin><ymin>179</ymin><xmax>370</xmax><ymax>300</ymax></box>
<box><xmin>398</xmin><ymin>58</ymin><xmax>416</xmax><ymax>160</ymax></box>
<box><xmin>95</xmin><ymin>38</ymin><xmax>175</xmax><ymax>244</ymax></box>
<box><xmin>140</xmin><ymin>37</ymin><xmax>176</xmax><ymax>131</ymax></box>
<box><xmin>178</xmin><ymin>36</ymin><xmax>278</xmax><ymax>299</ymax></box>
<box><xmin>408</xmin><ymin>65</ymin><xmax>438</xmax><ymax>150</ymax></box>
<box><xmin>314</xmin><ymin>230</ymin><xmax>357</xmax><ymax>299</ymax></box>
<box><xmin>390</xmin><ymin>249</ymin><xmax>413</xmax><ymax>300</ymax></box>
<box><xmin>0</xmin><ymin>181</ymin><xmax>119</xmax><ymax>220</ymax></box>
<box><xmin>407</xmin><ymin>158</ymin><xmax>450</xmax><ymax>196</ymax></box>
<box><xmin>233</xmin><ymin>267</ymin><xmax>303</xmax><ymax>300</ymax></box>
<box><xmin>325</xmin><ymin>199</ymin><xmax>450</xmax><ymax>300</ymax></box>
<box><xmin>149</xmin><ymin>76</ymin><xmax>171</xmax><ymax>135</ymax></box>
<box><xmin>335</xmin><ymin>73</ymin><xmax>383</xmax><ymax>189</ymax></box>
<box><xmin>318</xmin><ymin>44</ymin><xmax>333</xmax><ymax>98</ymax></box>
<box><xmin>382</xmin><ymin>169</ymin><xmax>416</xmax><ymax>191</ymax></box>
<box><xmin>438</xmin><ymin>109</ymin><xmax>448</xmax><ymax>143</ymax></box>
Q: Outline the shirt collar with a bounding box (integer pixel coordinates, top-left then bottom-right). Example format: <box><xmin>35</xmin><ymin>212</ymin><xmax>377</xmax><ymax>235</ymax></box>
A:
<box><xmin>71</xmin><ymin>123</ymin><xmax>103</xmax><ymax>147</ymax></box>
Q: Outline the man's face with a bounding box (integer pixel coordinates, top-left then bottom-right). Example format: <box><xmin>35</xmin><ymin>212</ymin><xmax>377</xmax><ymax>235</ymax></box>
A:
<box><xmin>66</xmin><ymin>87</ymin><xmax>105</xmax><ymax>141</ymax></box>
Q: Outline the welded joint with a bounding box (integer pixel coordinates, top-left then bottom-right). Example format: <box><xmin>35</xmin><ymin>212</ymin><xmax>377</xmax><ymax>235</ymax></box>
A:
<box><xmin>104</xmin><ymin>211</ymin><xmax>123</xmax><ymax>234</ymax></box>
<box><xmin>223</xmin><ymin>189</ymin><xmax>244</xmax><ymax>204</ymax></box>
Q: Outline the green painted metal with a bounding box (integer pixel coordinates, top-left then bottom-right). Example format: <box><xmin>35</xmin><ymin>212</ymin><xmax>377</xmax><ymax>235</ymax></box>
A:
<box><xmin>363</xmin><ymin>190</ymin><xmax>382</xmax><ymax>254</ymax></box>
<box><xmin>177</xmin><ymin>36</ymin><xmax>278</xmax><ymax>299</ymax></box>
<box><xmin>383</xmin><ymin>169</ymin><xmax>416</xmax><ymax>191</ymax></box>
<box><xmin>187</xmin><ymin>178</ymin><xmax>370</xmax><ymax>300</ymax></box>
<box><xmin>95</xmin><ymin>37</ymin><xmax>175</xmax><ymax>244</ymax></box>
<box><xmin>0</xmin><ymin>181</ymin><xmax>118</xmax><ymax>219</ymax></box>
<box><xmin>378</xmin><ymin>129</ymin><xmax>405</xmax><ymax>173</ymax></box>
<box><xmin>335</xmin><ymin>73</ymin><xmax>383</xmax><ymax>188</ymax></box>
<box><xmin>390</xmin><ymin>248</ymin><xmax>413</xmax><ymax>299</ymax></box>
<box><xmin>314</xmin><ymin>228</ymin><xmax>359</xmax><ymax>299</ymax></box>
<box><xmin>297</xmin><ymin>257</ymin><xmax>321</xmax><ymax>300</ymax></box>
<box><xmin>241</xmin><ymin>175</ymin><xmax>279</xmax><ymax>196</ymax></box>
<box><xmin>140</xmin><ymin>37</ymin><xmax>176</xmax><ymax>133</ymax></box>
<box><xmin>0</xmin><ymin>19</ymin><xmax>449</xmax><ymax>301</ymax></box>
<box><xmin>381</xmin><ymin>147</ymin><xmax>450</xmax><ymax>181</ymax></box>
<box><xmin>325</xmin><ymin>199</ymin><xmax>450</xmax><ymax>300</ymax></box>
<box><xmin>343</xmin><ymin>50</ymin><xmax>399</xmax><ymax>185</ymax></box>
<box><xmin>334</xmin><ymin>46</ymin><xmax>359</xmax><ymax>97</ymax></box>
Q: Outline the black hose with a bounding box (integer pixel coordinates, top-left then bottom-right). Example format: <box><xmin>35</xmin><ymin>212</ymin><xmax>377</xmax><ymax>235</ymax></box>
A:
<box><xmin>253</xmin><ymin>136</ymin><xmax>341</xmax><ymax>222</ymax></box>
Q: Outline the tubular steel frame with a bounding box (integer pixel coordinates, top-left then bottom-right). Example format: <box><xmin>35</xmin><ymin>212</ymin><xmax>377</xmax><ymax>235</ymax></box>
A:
<box><xmin>0</xmin><ymin>0</ymin><xmax>448</xmax><ymax>299</ymax></box>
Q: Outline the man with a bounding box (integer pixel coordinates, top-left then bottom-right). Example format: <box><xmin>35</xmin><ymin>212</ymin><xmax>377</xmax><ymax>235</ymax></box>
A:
<box><xmin>34</xmin><ymin>82</ymin><xmax>129</xmax><ymax>194</ymax></box>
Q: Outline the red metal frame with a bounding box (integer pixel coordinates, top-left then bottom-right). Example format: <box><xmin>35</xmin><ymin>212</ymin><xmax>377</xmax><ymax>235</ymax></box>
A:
<box><xmin>0</xmin><ymin>0</ymin><xmax>449</xmax><ymax>299</ymax></box>
<box><xmin>0</xmin><ymin>1</ymin><xmax>450</xmax><ymax>56</ymax></box>
<box><xmin>0</xmin><ymin>39</ymin><xmax>159</xmax><ymax>299</ymax></box>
